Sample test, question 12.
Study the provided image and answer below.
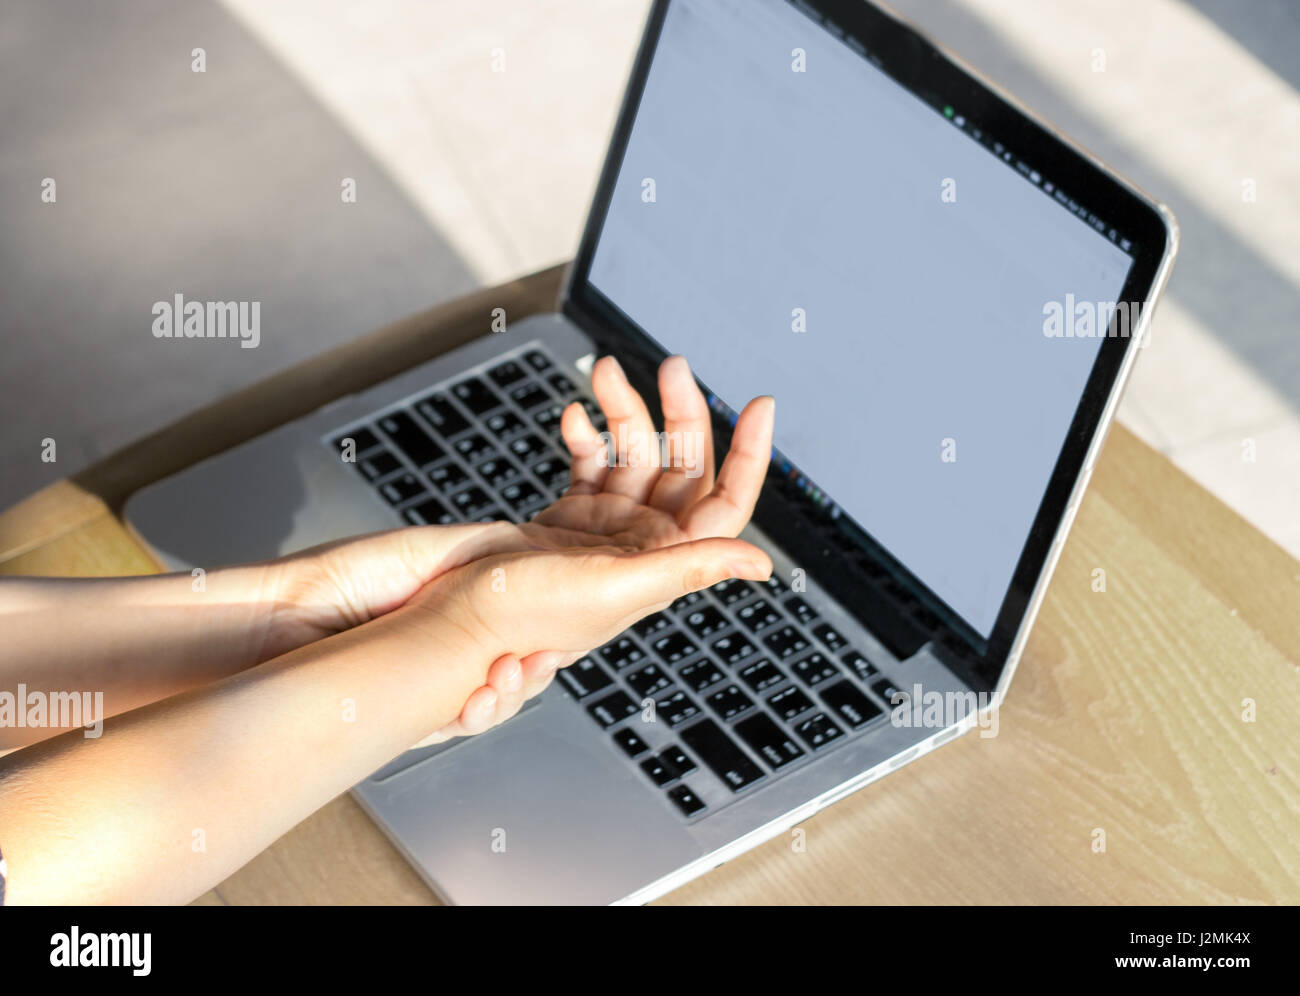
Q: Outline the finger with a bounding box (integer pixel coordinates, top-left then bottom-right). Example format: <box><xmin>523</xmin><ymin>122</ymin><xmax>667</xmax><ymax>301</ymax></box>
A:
<box><xmin>590</xmin><ymin>355</ymin><xmax>662</xmax><ymax>503</ymax></box>
<box><xmin>520</xmin><ymin>649</ymin><xmax>580</xmax><ymax>696</ymax></box>
<box><xmin>453</xmin><ymin>684</ymin><xmax>500</xmax><ymax>737</ymax></box>
<box><xmin>560</xmin><ymin>401</ymin><xmax>609</xmax><ymax>496</ymax></box>
<box><xmin>483</xmin><ymin>653</ymin><xmax>527</xmax><ymax>725</ymax></box>
<box><xmin>649</xmin><ymin>356</ymin><xmax>716</xmax><ymax>517</ymax></box>
<box><xmin>486</xmin><ymin>652</ymin><xmax>524</xmax><ymax>696</ymax></box>
<box><xmin>556</xmin><ymin>538</ymin><xmax>773</xmax><ymax>633</ymax></box>
<box><xmin>412</xmin><ymin>653</ymin><xmax>533</xmax><ymax>748</ymax></box>
<box><xmin>682</xmin><ymin>395</ymin><xmax>775</xmax><ymax>539</ymax></box>
<box><xmin>303</xmin><ymin>521</ymin><xmax>523</xmax><ymax>622</ymax></box>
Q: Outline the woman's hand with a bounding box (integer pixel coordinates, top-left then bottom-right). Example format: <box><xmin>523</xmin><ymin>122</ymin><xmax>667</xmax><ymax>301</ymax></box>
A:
<box><xmin>526</xmin><ymin>353</ymin><xmax>774</xmax><ymax>553</ymax></box>
<box><xmin>264</xmin><ymin>354</ymin><xmax>774</xmax><ymax>745</ymax></box>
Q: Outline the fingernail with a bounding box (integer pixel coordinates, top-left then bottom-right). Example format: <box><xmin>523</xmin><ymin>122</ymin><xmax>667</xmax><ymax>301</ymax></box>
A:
<box><xmin>502</xmin><ymin>659</ymin><xmax>522</xmax><ymax>691</ymax></box>
<box><xmin>729</xmin><ymin>559</ymin><xmax>770</xmax><ymax>580</ymax></box>
<box><xmin>478</xmin><ymin>690</ymin><xmax>498</xmax><ymax>718</ymax></box>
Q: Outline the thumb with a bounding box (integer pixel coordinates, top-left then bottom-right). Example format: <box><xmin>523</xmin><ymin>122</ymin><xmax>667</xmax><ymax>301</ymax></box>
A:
<box><xmin>485</xmin><ymin>537</ymin><xmax>773</xmax><ymax>653</ymax></box>
<box><xmin>588</xmin><ymin>537</ymin><xmax>773</xmax><ymax>615</ymax></box>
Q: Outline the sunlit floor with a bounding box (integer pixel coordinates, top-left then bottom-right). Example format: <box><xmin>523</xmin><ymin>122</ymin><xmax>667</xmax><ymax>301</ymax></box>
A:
<box><xmin>3</xmin><ymin>0</ymin><xmax>1296</xmax><ymax>559</ymax></box>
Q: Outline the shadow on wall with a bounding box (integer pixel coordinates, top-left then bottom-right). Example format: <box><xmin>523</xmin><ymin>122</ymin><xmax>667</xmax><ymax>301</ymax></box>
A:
<box><xmin>0</xmin><ymin>0</ymin><xmax>480</xmax><ymax>511</ymax></box>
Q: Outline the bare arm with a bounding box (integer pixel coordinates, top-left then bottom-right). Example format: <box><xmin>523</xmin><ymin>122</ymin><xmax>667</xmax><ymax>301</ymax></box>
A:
<box><xmin>0</xmin><ymin>540</ymin><xmax>767</xmax><ymax>904</ymax></box>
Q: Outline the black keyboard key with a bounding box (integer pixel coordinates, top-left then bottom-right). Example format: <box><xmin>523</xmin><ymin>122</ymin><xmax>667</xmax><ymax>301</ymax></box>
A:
<box><xmin>795</xmin><ymin>712</ymin><xmax>844</xmax><ymax>750</ymax></box>
<box><xmin>401</xmin><ymin>497</ymin><xmax>455</xmax><ymax>526</ymax></box>
<box><xmin>652</xmin><ymin>631</ymin><xmax>697</xmax><ymax>665</ymax></box>
<box><xmin>735</xmin><ymin>713</ymin><xmax>805</xmax><ymax>770</ymax></box>
<box><xmin>821</xmin><ymin>680</ymin><xmax>884</xmax><ymax>730</ymax></box>
<box><xmin>641</xmin><ymin>755</ymin><xmax>677</xmax><ymax>787</ymax></box>
<box><xmin>669</xmin><ymin>591</ymin><xmax>705</xmax><ymax>614</ymax></box>
<box><xmin>613</xmin><ymin>727</ymin><xmax>649</xmax><ymax>758</ymax></box>
<box><xmin>656</xmin><ymin>690</ymin><xmax>700</xmax><ymax>727</ymax></box>
<box><xmin>600</xmin><ymin>636</ymin><xmax>645</xmax><ymax>670</ymax></box>
<box><xmin>473</xmin><ymin>456</ymin><xmax>519</xmax><ymax>489</ymax></box>
<box><xmin>489</xmin><ymin>359</ymin><xmax>527</xmax><ymax>388</ymax></box>
<box><xmin>449</xmin><ymin>486</ymin><xmax>493</xmax><ymax>516</ymax></box>
<box><xmin>680</xmin><ymin>719</ymin><xmax>764</xmax><ymax>792</ymax></box>
<box><xmin>785</xmin><ymin>596</ymin><xmax>818</xmax><ymax>626</ymax></box>
<box><xmin>764</xmin><ymin>625</ymin><xmax>810</xmax><ymax>660</ymax></box>
<box><xmin>873</xmin><ymin>678</ymin><xmax>911</xmax><ymax>707</ymax></box>
<box><xmin>711</xmin><ymin>578</ymin><xmax>749</xmax><ymax>606</ymax></box>
<box><xmin>377</xmin><ymin>472</ymin><xmax>426</xmax><ymax>506</ymax></box>
<box><xmin>427</xmin><ymin>461</ymin><xmax>469</xmax><ymax>492</ymax></box>
<box><xmin>533</xmin><ymin>403</ymin><xmax>564</xmax><ymax>437</ymax></box>
<box><xmin>814</xmin><ymin>622</ymin><xmax>848</xmax><ymax>652</ymax></box>
<box><xmin>626</xmin><ymin>663</ymin><xmax>672</xmax><ymax>698</ymax></box>
<box><xmin>501</xmin><ymin>480</ymin><xmax>544</xmax><ymax>513</ymax></box>
<box><xmin>711</xmin><ymin>632</ymin><xmax>758</xmax><ymax>666</ymax></box>
<box><xmin>524</xmin><ymin>349</ymin><xmax>553</xmax><ymax>372</ymax></box>
<box><xmin>555</xmin><ymin>657</ymin><xmax>613</xmax><ymax>699</ymax></box>
<box><xmin>332</xmin><ymin>427</ymin><xmax>381</xmax><ymax>456</ymax></box>
<box><xmin>476</xmin><ymin>507</ymin><xmax>511</xmax><ymax>522</ymax></box>
<box><xmin>510</xmin><ymin>381</ymin><xmax>550</xmax><ymax>412</ymax></box>
<box><xmin>414</xmin><ymin>393</ymin><xmax>470</xmax><ymax>437</ymax></box>
<box><xmin>736</xmin><ymin>598</ymin><xmax>782</xmax><ymax>634</ymax></box>
<box><xmin>548</xmin><ymin>371</ymin><xmax>577</xmax><ymax>396</ymax></box>
<box><xmin>530</xmin><ymin>457</ymin><xmax>569</xmax><ymax>492</ymax></box>
<box><xmin>378</xmin><ymin>412</ymin><xmax>445</xmax><ymax>468</ymax></box>
<box><xmin>841</xmin><ymin>648</ymin><xmax>878</xmax><ymax>682</ymax></box>
<box><xmin>451</xmin><ymin>376</ymin><xmax>502</xmax><ymax>415</ymax></box>
<box><xmin>661</xmin><ymin>745</ymin><xmax>696</xmax><ymax>775</ymax></box>
<box><xmin>353</xmin><ymin>449</ymin><xmax>401</xmax><ymax>482</ymax></box>
<box><xmin>759</xmin><ymin>575</ymin><xmax>787</xmax><ymax>597</ymax></box>
<box><xmin>683</xmin><ymin>605</ymin><xmax>728</xmax><ymax>640</ymax></box>
<box><xmin>588</xmin><ymin>690</ymin><xmax>638</xmax><ymax>728</ymax></box>
<box><xmin>707</xmin><ymin>684</ymin><xmax>754</xmax><ymax>722</ymax></box>
<box><xmin>678</xmin><ymin>658</ymin><xmax>726</xmax><ymax>692</ymax></box>
<box><xmin>484</xmin><ymin>410</ymin><xmax>526</xmax><ymax>439</ymax></box>
<box><xmin>667</xmin><ymin>783</ymin><xmax>706</xmax><ymax>817</ymax></box>
<box><xmin>767</xmin><ymin>685</ymin><xmax>815</xmax><ymax>722</ymax></box>
<box><xmin>453</xmin><ymin>433</ymin><xmax>497</xmax><ymax>464</ymax></box>
<box><xmin>738</xmin><ymin>658</ymin><xmax>784</xmax><ymax>693</ymax></box>
<box><xmin>508</xmin><ymin>433</ymin><xmax>549</xmax><ymax>464</ymax></box>
<box><xmin>632</xmin><ymin>612</ymin><xmax>672</xmax><ymax>641</ymax></box>
<box><xmin>791</xmin><ymin>652</ymin><xmax>840</xmax><ymax>688</ymax></box>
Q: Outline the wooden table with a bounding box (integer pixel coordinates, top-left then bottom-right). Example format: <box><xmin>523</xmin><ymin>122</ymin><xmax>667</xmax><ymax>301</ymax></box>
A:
<box><xmin>3</xmin><ymin>264</ymin><xmax>1297</xmax><ymax>905</ymax></box>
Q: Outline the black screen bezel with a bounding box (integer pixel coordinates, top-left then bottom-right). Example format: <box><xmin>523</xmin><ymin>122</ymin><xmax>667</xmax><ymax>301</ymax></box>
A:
<box><xmin>561</xmin><ymin>0</ymin><xmax>1174</xmax><ymax>690</ymax></box>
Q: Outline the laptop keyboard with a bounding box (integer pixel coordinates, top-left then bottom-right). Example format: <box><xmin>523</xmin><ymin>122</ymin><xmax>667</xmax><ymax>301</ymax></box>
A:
<box><xmin>326</xmin><ymin>343</ymin><xmax>897</xmax><ymax>821</ymax></box>
<box><xmin>329</xmin><ymin>347</ymin><xmax>584</xmax><ymax>527</ymax></box>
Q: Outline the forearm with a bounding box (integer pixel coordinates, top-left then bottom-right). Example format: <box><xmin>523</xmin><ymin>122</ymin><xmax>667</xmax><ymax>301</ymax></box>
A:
<box><xmin>0</xmin><ymin>607</ymin><xmax>484</xmax><ymax>904</ymax></box>
<box><xmin>0</xmin><ymin>565</ymin><xmax>289</xmax><ymax>748</ymax></box>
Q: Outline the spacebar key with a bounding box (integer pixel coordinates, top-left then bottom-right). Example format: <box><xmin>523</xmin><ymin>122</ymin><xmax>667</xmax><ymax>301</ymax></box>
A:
<box><xmin>680</xmin><ymin>719</ymin><xmax>764</xmax><ymax>792</ymax></box>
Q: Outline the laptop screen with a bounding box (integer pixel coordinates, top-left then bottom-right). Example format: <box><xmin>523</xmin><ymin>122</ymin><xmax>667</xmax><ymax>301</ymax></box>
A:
<box><xmin>586</xmin><ymin>0</ymin><xmax>1137</xmax><ymax>640</ymax></box>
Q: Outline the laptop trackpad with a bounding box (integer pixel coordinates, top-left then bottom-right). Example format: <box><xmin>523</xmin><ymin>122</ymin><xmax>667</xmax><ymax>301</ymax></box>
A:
<box><xmin>355</xmin><ymin>696</ymin><xmax>702</xmax><ymax>904</ymax></box>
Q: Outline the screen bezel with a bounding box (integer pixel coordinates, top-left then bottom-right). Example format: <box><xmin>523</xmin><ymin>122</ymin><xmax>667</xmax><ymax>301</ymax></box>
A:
<box><xmin>561</xmin><ymin>0</ymin><xmax>1175</xmax><ymax>690</ymax></box>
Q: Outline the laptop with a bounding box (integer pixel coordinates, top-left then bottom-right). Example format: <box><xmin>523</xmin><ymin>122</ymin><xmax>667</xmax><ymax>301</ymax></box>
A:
<box><xmin>124</xmin><ymin>0</ymin><xmax>1178</xmax><ymax>904</ymax></box>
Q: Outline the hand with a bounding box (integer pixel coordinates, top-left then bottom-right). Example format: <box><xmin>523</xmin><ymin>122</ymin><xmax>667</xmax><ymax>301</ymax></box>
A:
<box><xmin>525</xmin><ymin>353</ymin><xmax>775</xmax><ymax>556</ymax></box>
<box><xmin>265</xmin><ymin>353</ymin><xmax>774</xmax><ymax>745</ymax></box>
<box><xmin>398</xmin><ymin>354</ymin><xmax>775</xmax><ymax>741</ymax></box>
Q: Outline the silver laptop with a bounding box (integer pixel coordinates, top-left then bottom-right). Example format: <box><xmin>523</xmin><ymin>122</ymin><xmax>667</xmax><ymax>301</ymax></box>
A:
<box><xmin>125</xmin><ymin>0</ymin><xmax>1178</xmax><ymax>904</ymax></box>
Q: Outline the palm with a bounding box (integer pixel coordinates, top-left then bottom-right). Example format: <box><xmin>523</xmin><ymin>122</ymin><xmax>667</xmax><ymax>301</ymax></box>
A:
<box><xmin>520</xmin><ymin>353</ymin><xmax>774</xmax><ymax>558</ymax></box>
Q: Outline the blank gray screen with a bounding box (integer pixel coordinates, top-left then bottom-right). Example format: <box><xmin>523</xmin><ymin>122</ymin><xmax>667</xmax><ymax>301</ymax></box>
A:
<box><xmin>588</xmin><ymin>0</ymin><xmax>1133</xmax><ymax>636</ymax></box>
